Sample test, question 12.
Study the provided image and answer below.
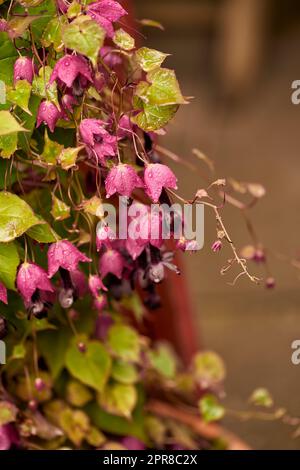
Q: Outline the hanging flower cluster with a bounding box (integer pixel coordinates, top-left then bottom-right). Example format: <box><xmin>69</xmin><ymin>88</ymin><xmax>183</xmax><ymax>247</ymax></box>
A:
<box><xmin>0</xmin><ymin>0</ymin><xmax>270</xmax><ymax>451</ymax></box>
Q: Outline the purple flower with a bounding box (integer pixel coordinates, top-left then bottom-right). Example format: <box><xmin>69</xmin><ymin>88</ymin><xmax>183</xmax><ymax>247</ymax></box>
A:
<box><xmin>100</xmin><ymin>46</ymin><xmax>122</xmax><ymax>68</ymax></box>
<box><xmin>0</xmin><ymin>282</ymin><xmax>7</xmax><ymax>304</ymax></box>
<box><xmin>49</xmin><ymin>55</ymin><xmax>93</xmax><ymax>88</ymax></box>
<box><xmin>56</xmin><ymin>0</ymin><xmax>68</xmax><ymax>13</ymax></box>
<box><xmin>36</xmin><ymin>101</ymin><xmax>61</xmax><ymax>132</ymax></box>
<box><xmin>48</xmin><ymin>240</ymin><xmax>91</xmax><ymax>278</ymax></box>
<box><xmin>105</xmin><ymin>164</ymin><xmax>143</xmax><ymax>198</ymax></box>
<box><xmin>79</xmin><ymin>118</ymin><xmax>117</xmax><ymax>164</ymax></box>
<box><xmin>0</xmin><ymin>424</ymin><xmax>19</xmax><ymax>450</ymax></box>
<box><xmin>61</xmin><ymin>93</ymin><xmax>78</xmax><ymax>113</ymax></box>
<box><xmin>211</xmin><ymin>240</ymin><xmax>222</xmax><ymax>252</ymax></box>
<box><xmin>13</xmin><ymin>56</ymin><xmax>34</xmax><ymax>84</ymax></box>
<box><xmin>0</xmin><ymin>19</ymin><xmax>8</xmax><ymax>32</ymax></box>
<box><xmin>87</xmin><ymin>0</ymin><xmax>127</xmax><ymax>38</ymax></box>
<box><xmin>144</xmin><ymin>163</ymin><xmax>177</xmax><ymax>203</ymax></box>
<box><xmin>88</xmin><ymin>274</ymin><xmax>108</xmax><ymax>297</ymax></box>
<box><xmin>121</xmin><ymin>437</ymin><xmax>146</xmax><ymax>450</ymax></box>
<box><xmin>99</xmin><ymin>249</ymin><xmax>124</xmax><ymax>279</ymax></box>
<box><xmin>96</xmin><ymin>224</ymin><xmax>116</xmax><ymax>251</ymax></box>
<box><xmin>17</xmin><ymin>262</ymin><xmax>54</xmax><ymax>303</ymax></box>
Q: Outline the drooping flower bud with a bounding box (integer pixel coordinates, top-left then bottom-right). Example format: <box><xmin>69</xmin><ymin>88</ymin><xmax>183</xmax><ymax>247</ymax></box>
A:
<box><xmin>48</xmin><ymin>240</ymin><xmax>91</xmax><ymax>278</ymax></box>
<box><xmin>265</xmin><ymin>277</ymin><xmax>275</xmax><ymax>289</ymax></box>
<box><xmin>58</xmin><ymin>288</ymin><xmax>74</xmax><ymax>309</ymax></box>
<box><xmin>36</xmin><ymin>101</ymin><xmax>61</xmax><ymax>133</ymax></box>
<box><xmin>211</xmin><ymin>240</ymin><xmax>222</xmax><ymax>252</ymax></box>
<box><xmin>99</xmin><ymin>249</ymin><xmax>124</xmax><ymax>279</ymax></box>
<box><xmin>144</xmin><ymin>163</ymin><xmax>177</xmax><ymax>203</ymax></box>
<box><xmin>79</xmin><ymin>118</ymin><xmax>117</xmax><ymax>164</ymax></box>
<box><xmin>17</xmin><ymin>263</ymin><xmax>54</xmax><ymax>304</ymax></box>
<box><xmin>0</xmin><ymin>282</ymin><xmax>7</xmax><ymax>304</ymax></box>
<box><xmin>105</xmin><ymin>164</ymin><xmax>143</xmax><ymax>198</ymax></box>
<box><xmin>34</xmin><ymin>377</ymin><xmax>46</xmax><ymax>392</ymax></box>
<box><xmin>49</xmin><ymin>55</ymin><xmax>93</xmax><ymax>88</ymax></box>
<box><xmin>148</xmin><ymin>262</ymin><xmax>165</xmax><ymax>284</ymax></box>
<box><xmin>88</xmin><ymin>274</ymin><xmax>108</xmax><ymax>297</ymax></box>
<box><xmin>13</xmin><ymin>56</ymin><xmax>34</xmax><ymax>84</ymax></box>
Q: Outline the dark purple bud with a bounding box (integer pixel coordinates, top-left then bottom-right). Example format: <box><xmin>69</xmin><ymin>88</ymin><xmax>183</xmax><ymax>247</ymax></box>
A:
<box><xmin>0</xmin><ymin>316</ymin><xmax>8</xmax><ymax>340</ymax></box>
<box><xmin>77</xmin><ymin>342</ymin><xmax>86</xmax><ymax>353</ymax></box>
<box><xmin>211</xmin><ymin>240</ymin><xmax>222</xmax><ymax>252</ymax></box>
<box><xmin>28</xmin><ymin>400</ymin><xmax>38</xmax><ymax>412</ymax></box>
<box><xmin>253</xmin><ymin>249</ymin><xmax>266</xmax><ymax>264</ymax></box>
<box><xmin>265</xmin><ymin>277</ymin><xmax>275</xmax><ymax>289</ymax></box>
<box><xmin>34</xmin><ymin>377</ymin><xmax>46</xmax><ymax>392</ymax></box>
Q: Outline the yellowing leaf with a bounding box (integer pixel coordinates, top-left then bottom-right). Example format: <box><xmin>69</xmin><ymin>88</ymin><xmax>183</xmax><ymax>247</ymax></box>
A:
<box><xmin>8</xmin><ymin>15</ymin><xmax>42</xmax><ymax>39</ymax></box>
<box><xmin>132</xmin><ymin>102</ymin><xmax>178</xmax><ymax>132</ymax></box>
<box><xmin>58</xmin><ymin>146</ymin><xmax>83</xmax><ymax>170</ymax></box>
<box><xmin>0</xmin><ymin>111</ymin><xmax>26</xmax><ymax>136</ymax></box>
<box><xmin>135</xmin><ymin>47</ymin><xmax>168</xmax><ymax>72</ymax></box>
<box><xmin>0</xmin><ymin>241</ymin><xmax>20</xmax><ymax>289</ymax></box>
<box><xmin>41</xmin><ymin>130</ymin><xmax>64</xmax><ymax>165</ymax></box>
<box><xmin>113</xmin><ymin>28</ymin><xmax>135</xmax><ymax>51</ymax></box>
<box><xmin>107</xmin><ymin>324</ymin><xmax>141</xmax><ymax>363</ymax></box>
<box><xmin>7</xmin><ymin>80</ymin><xmax>32</xmax><ymax>114</ymax></box>
<box><xmin>0</xmin><ymin>132</ymin><xmax>18</xmax><ymax>158</ymax></box>
<box><xmin>198</xmin><ymin>394</ymin><xmax>225</xmax><ymax>423</ymax></box>
<box><xmin>51</xmin><ymin>195</ymin><xmax>70</xmax><ymax>221</ymax></box>
<box><xmin>98</xmin><ymin>383</ymin><xmax>137</xmax><ymax>418</ymax></box>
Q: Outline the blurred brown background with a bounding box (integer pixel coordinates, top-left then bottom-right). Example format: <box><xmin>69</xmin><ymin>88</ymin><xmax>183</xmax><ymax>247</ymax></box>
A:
<box><xmin>134</xmin><ymin>0</ymin><xmax>300</xmax><ymax>450</ymax></box>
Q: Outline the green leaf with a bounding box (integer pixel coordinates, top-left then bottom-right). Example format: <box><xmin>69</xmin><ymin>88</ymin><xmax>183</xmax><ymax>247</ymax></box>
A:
<box><xmin>0</xmin><ymin>191</ymin><xmax>40</xmax><ymax>242</ymax></box>
<box><xmin>66</xmin><ymin>380</ymin><xmax>93</xmax><ymax>407</ymax></box>
<box><xmin>98</xmin><ymin>382</ymin><xmax>137</xmax><ymax>418</ymax></box>
<box><xmin>140</xmin><ymin>68</ymin><xmax>186</xmax><ymax>106</ymax></box>
<box><xmin>198</xmin><ymin>394</ymin><xmax>225</xmax><ymax>423</ymax></box>
<box><xmin>193</xmin><ymin>351</ymin><xmax>226</xmax><ymax>388</ymax></box>
<box><xmin>0</xmin><ymin>401</ymin><xmax>18</xmax><ymax>426</ymax></box>
<box><xmin>41</xmin><ymin>130</ymin><xmax>64</xmax><ymax>165</ymax></box>
<box><xmin>32</xmin><ymin>66</ymin><xmax>58</xmax><ymax>105</ymax></box>
<box><xmin>17</xmin><ymin>94</ymin><xmax>41</xmax><ymax>151</ymax></box>
<box><xmin>38</xmin><ymin>328</ymin><xmax>71</xmax><ymax>380</ymax></box>
<box><xmin>135</xmin><ymin>47</ymin><xmax>169</xmax><ymax>72</ymax></box>
<box><xmin>62</xmin><ymin>16</ymin><xmax>105</xmax><ymax>65</ymax></box>
<box><xmin>7</xmin><ymin>80</ymin><xmax>32</xmax><ymax>114</ymax></box>
<box><xmin>0</xmin><ymin>132</ymin><xmax>18</xmax><ymax>158</ymax></box>
<box><xmin>27</xmin><ymin>220</ymin><xmax>59</xmax><ymax>243</ymax></box>
<box><xmin>249</xmin><ymin>388</ymin><xmax>274</xmax><ymax>408</ymax></box>
<box><xmin>111</xmin><ymin>359</ymin><xmax>139</xmax><ymax>385</ymax></box>
<box><xmin>107</xmin><ymin>324</ymin><xmax>141</xmax><ymax>363</ymax></box>
<box><xmin>41</xmin><ymin>16</ymin><xmax>67</xmax><ymax>51</ymax></box>
<box><xmin>11</xmin><ymin>343</ymin><xmax>26</xmax><ymax>360</ymax></box>
<box><xmin>66</xmin><ymin>339</ymin><xmax>111</xmax><ymax>393</ymax></box>
<box><xmin>132</xmin><ymin>102</ymin><xmax>178</xmax><ymax>132</ymax></box>
<box><xmin>51</xmin><ymin>195</ymin><xmax>70</xmax><ymax>221</ymax></box>
<box><xmin>8</xmin><ymin>15</ymin><xmax>42</xmax><ymax>39</ymax></box>
<box><xmin>57</xmin><ymin>146</ymin><xmax>83</xmax><ymax>170</ymax></box>
<box><xmin>0</xmin><ymin>241</ymin><xmax>19</xmax><ymax>289</ymax></box>
<box><xmin>113</xmin><ymin>28</ymin><xmax>135</xmax><ymax>51</ymax></box>
<box><xmin>139</xmin><ymin>19</ymin><xmax>164</xmax><ymax>31</ymax></box>
<box><xmin>0</xmin><ymin>111</ymin><xmax>26</xmax><ymax>136</ymax></box>
<box><xmin>148</xmin><ymin>343</ymin><xmax>177</xmax><ymax>379</ymax></box>
<box><xmin>81</xmin><ymin>195</ymin><xmax>104</xmax><ymax>218</ymax></box>
<box><xmin>67</xmin><ymin>1</ymin><xmax>81</xmax><ymax>19</ymax></box>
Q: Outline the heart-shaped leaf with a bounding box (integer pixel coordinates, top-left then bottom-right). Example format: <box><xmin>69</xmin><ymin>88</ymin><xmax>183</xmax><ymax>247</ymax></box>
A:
<box><xmin>135</xmin><ymin>47</ymin><xmax>168</xmax><ymax>72</ymax></box>
<box><xmin>7</xmin><ymin>80</ymin><xmax>32</xmax><ymax>114</ymax></box>
<box><xmin>107</xmin><ymin>324</ymin><xmax>141</xmax><ymax>363</ymax></box>
<box><xmin>0</xmin><ymin>191</ymin><xmax>40</xmax><ymax>242</ymax></box>
<box><xmin>66</xmin><ymin>339</ymin><xmax>111</xmax><ymax>392</ymax></box>
<box><xmin>98</xmin><ymin>382</ymin><xmax>137</xmax><ymax>418</ymax></box>
<box><xmin>62</xmin><ymin>16</ymin><xmax>105</xmax><ymax>65</ymax></box>
<box><xmin>0</xmin><ymin>111</ymin><xmax>27</xmax><ymax>136</ymax></box>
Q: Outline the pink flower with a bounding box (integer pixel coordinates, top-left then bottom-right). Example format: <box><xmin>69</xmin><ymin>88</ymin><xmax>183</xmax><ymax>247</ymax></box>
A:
<box><xmin>13</xmin><ymin>56</ymin><xmax>34</xmax><ymax>84</ymax></box>
<box><xmin>0</xmin><ymin>282</ymin><xmax>7</xmax><ymax>305</ymax></box>
<box><xmin>117</xmin><ymin>114</ymin><xmax>135</xmax><ymax>139</ymax></box>
<box><xmin>17</xmin><ymin>263</ymin><xmax>54</xmax><ymax>303</ymax></box>
<box><xmin>0</xmin><ymin>19</ymin><xmax>8</xmax><ymax>32</ymax></box>
<box><xmin>89</xmin><ymin>274</ymin><xmax>108</xmax><ymax>297</ymax></box>
<box><xmin>144</xmin><ymin>163</ymin><xmax>177</xmax><ymax>203</ymax></box>
<box><xmin>121</xmin><ymin>437</ymin><xmax>146</xmax><ymax>451</ymax></box>
<box><xmin>87</xmin><ymin>0</ymin><xmax>127</xmax><ymax>38</ymax></box>
<box><xmin>125</xmin><ymin>238</ymin><xmax>145</xmax><ymax>260</ymax></box>
<box><xmin>79</xmin><ymin>118</ymin><xmax>117</xmax><ymax>164</ymax></box>
<box><xmin>105</xmin><ymin>164</ymin><xmax>143</xmax><ymax>198</ymax></box>
<box><xmin>0</xmin><ymin>424</ymin><xmax>19</xmax><ymax>450</ymax></box>
<box><xmin>99</xmin><ymin>249</ymin><xmax>124</xmax><ymax>279</ymax></box>
<box><xmin>56</xmin><ymin>0</ymin><xmax>68</xmax><ymax>13</ymax></box>
<box><xmin>96</xmin><ymin>225</ymin><xmax>116</xmax><ymax>251</ymax></box>
<box><xmin>100</xmin><ymin>46</ymin><xmax>122</xmax><ymax>68</ymax></box>
<box><xmin>61</xmin><ymin>93</ymin><xmax>78</xmax><ymax>113</ymax></box>
<box><xmin>36</xmin><ymin>101</ymin><xmax>61</xmax><ymax>132</ymax></box>
<box><xmin>211</xmin><ymin>240</ymin><xmax>222</xmax><ymax>252</ymax></box>
<box><xmin>49</xmin><ymin>55</ymin><xmax>93</xmax><ymax>88</ymax></box>
<box><xmin>48</xmin><ymin>240</ymin><xmax>91</xmax><ymax>278</ymax></box>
